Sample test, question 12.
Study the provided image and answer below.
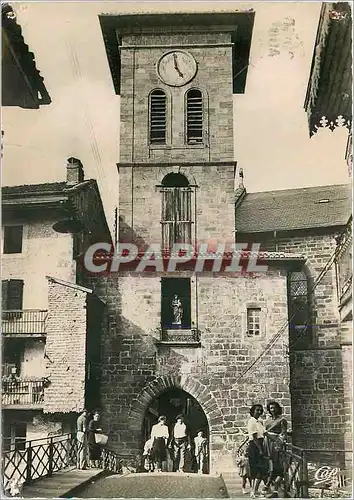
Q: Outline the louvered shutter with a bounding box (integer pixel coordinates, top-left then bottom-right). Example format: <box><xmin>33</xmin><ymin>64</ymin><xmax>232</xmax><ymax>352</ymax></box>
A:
<box><xmin>7</xmin><ymin>280</ymin><xmax>24</xmax><ymax>309</ymax></box>
<box><xmin>2</xmin><ymin>280</ymin><xmax>9</xmax><ymax>309</ymax></box>
<box><xmin>150</xmin><ymin>90</ymin><xmax>166</xmax><ymax>144</ymax></box>
<box><xmin>186</xmin><ymin>89</ymin><xmax>203</xmax><ymax>144</ymax></box>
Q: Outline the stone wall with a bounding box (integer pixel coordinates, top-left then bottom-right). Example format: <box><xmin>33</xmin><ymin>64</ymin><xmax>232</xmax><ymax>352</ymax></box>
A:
<box><xmin>340</xmin><ymin>320</ymin><xmax>352</xmax><ymax>469</ymax></box>
<box><xmin>237</xmin><ymin>229</ymin><xmax>347</xmax><ymax>452</ymax></box>
<box><xmin>119</xmin><ymin>163</ymin><xmax>236</xmax><ymax>247</ymax></box>
<box><xmin>119</xmin><ymin>33</ymin><xmax>234</xmax><ymax>163</ymax></box>
<box><xmin>43</xmin><ymin>280</ymin><xmax>88</xmax><ymax>413</ymax></box>
<box><xmin>89</xmin><ymin>268</ymin><xmax>291</xmax><ymax>472</ymax></box>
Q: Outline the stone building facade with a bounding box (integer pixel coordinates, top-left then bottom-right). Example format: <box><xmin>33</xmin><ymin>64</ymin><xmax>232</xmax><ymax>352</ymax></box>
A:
<box><xmin>92</xmin><ymin>12</ymin><xmax>352</xmax><ymax>473</ymax></box>
<box><xmin>1</xmin><ymin>160</ymin><xmax>110</xmax><ymax>448</ymax></box>
<box><xmin>303</xmin><ymin>1</ymin><xmax>352</xmax><ymax>466</ymax></box>
<box><xmin>235</xmin><ymin>184</ymin><xmax>352</xmax><ymax>453</ymax></box>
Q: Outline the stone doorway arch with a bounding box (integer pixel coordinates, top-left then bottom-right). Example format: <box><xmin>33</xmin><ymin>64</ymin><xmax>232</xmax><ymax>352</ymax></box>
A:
<box><xmin>129</xmin><ymin>375</ymin><xmax>224</xmax><ymax>433</ymax></box>
<box><xmin>128</xmin><ymin>375</ymin><xmax>225</xmax><ymax>473</ymax></box>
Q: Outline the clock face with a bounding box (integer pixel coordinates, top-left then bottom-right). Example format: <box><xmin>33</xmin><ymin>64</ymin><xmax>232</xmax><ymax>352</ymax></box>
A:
<box><xmin>157</xmin><ymin>51</ymin><xmax>197</xmax><ymax>87</ymax></box>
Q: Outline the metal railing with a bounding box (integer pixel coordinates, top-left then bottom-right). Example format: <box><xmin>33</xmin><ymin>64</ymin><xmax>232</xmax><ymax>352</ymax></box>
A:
<box><xmin>282</xmin><ymin>445</ymin><xmax>352</xmax><ymax>498</ymax></box>
<box><xmin>2</xmin><ymin>379</ymin><xmax>44</xmax><ymax>406</ymax></box>
<box><xmin>283</xmin><ymin>445</ymin><xmax>308</xmax><ymax>497</ymax></box>
<box><xmin>2</xmin><ymin>433</ymin><xmax>122</xmax><ymax>491</ymax></box>
<box><xmin>2</xmin><ymin>309</ymin><xmax>47</xmax><ymax>335</ymax></box>
<box><xmin>237</xmin><ymin>435</ymin><xmax>351</xmax><ymax>498</ymax></box>
<box><xmin>161</xmin><ymin>328</ymin><xmax>200</xmax><ymax>343</ymax></box>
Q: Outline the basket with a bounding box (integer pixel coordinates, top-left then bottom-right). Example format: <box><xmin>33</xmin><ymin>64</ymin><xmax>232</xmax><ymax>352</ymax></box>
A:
<box><xmin>95</xmin><ymin>433</ymin><xmax>108</xmax><ymax>445</ymax></box>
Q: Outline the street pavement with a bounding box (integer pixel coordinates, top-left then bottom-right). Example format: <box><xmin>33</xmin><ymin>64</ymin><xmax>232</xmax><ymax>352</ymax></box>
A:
<box><xmin>76</xmin><ymin>471</ymin><xmax>230</xmax><ymax>498</ymax></box>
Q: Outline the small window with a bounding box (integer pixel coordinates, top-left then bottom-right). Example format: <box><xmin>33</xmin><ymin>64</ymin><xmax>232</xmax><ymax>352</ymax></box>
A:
<box><xmin>247</xmin><ymin>308</ymin><xmax>261</xmax><ymax>336</ymax></box>
<box><xmin>288</xmin><ymin>270</ymin><xmax>312</xmax><ymax>347</ymax></box>
<box><xmin>3</xmin><ymin>226</ymin><xmax>23</xmax><ymax>254</ymax></box>
<box><xmin>149</xmin><ymin>90</ymin><xmax>167</xmax><ymax>145</ymax></box>
<box><xmin>161</xmin><ymin>278</ymin><xmax>191</xmax><ymax>330</ymax></box>
<box><xmin>186</xmin><ymin>89</ymin><xmax>203</xmax><ymax>144</ymax></box>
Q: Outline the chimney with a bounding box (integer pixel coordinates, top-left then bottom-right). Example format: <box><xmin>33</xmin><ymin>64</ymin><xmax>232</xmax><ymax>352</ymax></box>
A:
<box><xmin>66</xmin><ymin>157</ymin><xmax>84</xmax><ymax>186</ymax></box>
<box><xmin>235</xmin><ymin>167</ymin><xmax>246</xmax><ymax>205</ymax></box>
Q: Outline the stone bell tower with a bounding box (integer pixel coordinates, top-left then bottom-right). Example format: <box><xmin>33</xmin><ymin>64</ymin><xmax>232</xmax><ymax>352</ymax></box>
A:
<box><xmin>98</xmin><ymin>13</ymin><xmax>292</xmax><ymax>474</ymax></box>
<box><xmin>100</xmin><ymin>12</ymin><xmax>255</xmax><ymax>247</ymax></box>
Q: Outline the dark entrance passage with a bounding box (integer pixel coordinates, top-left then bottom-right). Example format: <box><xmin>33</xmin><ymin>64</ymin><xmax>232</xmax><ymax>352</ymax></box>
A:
<box><xmin>142</xmin><ymin>388</ymin><xmax>209</xmax><ymax>473</ymax></box>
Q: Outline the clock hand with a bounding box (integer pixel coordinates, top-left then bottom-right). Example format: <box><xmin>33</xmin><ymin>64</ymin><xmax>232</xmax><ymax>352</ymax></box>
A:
<box><xmin>173</xmin><ymin>53</ymin><xmax>184</xmax><ymax>78</ymax></box>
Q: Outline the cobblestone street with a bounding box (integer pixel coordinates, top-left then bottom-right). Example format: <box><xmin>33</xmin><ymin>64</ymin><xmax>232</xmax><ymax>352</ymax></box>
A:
<box><xmin>75</xmin><ymin>472</ymin><xmax>229</xmax><ymax>498</ymax></box>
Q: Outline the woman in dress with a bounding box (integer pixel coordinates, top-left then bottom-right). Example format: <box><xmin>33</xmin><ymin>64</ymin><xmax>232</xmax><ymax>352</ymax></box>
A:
<box><xmin>87</xmin><ymin>411</ymin><xmax>103</xmax><ymax>468</ymax></box>
<box><xmin>247</xmin><ymin>404</ymin><xmax>268</xmax><ymax>498</ymax></box>
<box><xmin>150</xmin><ymin>415</ymin><xmax>169</xmax><ymax>472</ymax></box>
<box><xmin>263</xmin><ymin>401</ymin><xmax>287</xmax><ymax>494</ymax></box>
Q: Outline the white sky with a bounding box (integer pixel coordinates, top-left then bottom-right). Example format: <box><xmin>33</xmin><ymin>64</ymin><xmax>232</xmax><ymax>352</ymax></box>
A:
<box><xmin>2</xmin><ymin>1</ymin><xmax>351</xmax><ymax>235</ymax></box>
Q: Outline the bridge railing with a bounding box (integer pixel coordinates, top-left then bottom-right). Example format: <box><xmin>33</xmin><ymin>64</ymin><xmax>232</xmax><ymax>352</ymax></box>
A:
<box><xmin>283</xmin><ymin>445</ymin><xmax>352</xmax><ymax>498</ymax></box>
<box><xmin>2</xmin><ymin>433</ymin><xmax>122</xmax><ymax>490</ymax></box>
<box><xmin>237</xmin><ymin>433</ymin><xmax>351</xmax><ymax>498</ymax></box>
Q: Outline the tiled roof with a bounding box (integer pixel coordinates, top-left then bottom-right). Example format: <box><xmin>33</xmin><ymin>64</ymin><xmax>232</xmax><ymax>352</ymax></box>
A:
<box><xmin>2</xmin><ymin>182</ymin><xmax>67</xmax><ymax>197</ymax></box>
<box><xmin>236</xmin><ymin>184</ymin><xmax>352</xmax><ymax>233</ymax></box>
<box><xmin>2</xmin><ymin>3</ymin><xmax>51</xmax><ymax>107</ymax></box>
<box><xmin>99</xmin><ymin>11</ymin><xmax>255</xmax><ymax>95</ymax></box>
<box><xmin>304</xmin><ymin>3</ymin><xmax>352</xmax><ymax>136</ymax></box>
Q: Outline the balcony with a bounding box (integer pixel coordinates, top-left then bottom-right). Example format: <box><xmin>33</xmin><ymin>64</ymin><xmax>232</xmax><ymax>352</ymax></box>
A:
<box><xmin>157</xmin><ymin>328</ymin><xmax>201</xmax><ymax>347</ymax></box>
<box><xmin>2</xmin><ymin>309</ymin><xmax>47</xmax><ymax>336</ymax></box>
<box><xmin>2</xmin><ymin>379</ymin><xmax>44</xmax><ymax>408</ymax></box>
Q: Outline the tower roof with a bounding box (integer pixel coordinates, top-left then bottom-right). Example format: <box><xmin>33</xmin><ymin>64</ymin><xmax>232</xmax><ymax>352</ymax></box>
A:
<box><xmin>99</xmin><ymin>11</ymin><xmax>255</xmax><ymax>95</ymax></box>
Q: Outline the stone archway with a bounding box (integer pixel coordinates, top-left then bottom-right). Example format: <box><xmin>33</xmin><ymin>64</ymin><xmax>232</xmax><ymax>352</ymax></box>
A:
<box><xmin>157</xmin><ymin>166</ymin><xmax>197</xmax><ymax>187</ymax></box>
<box><xmin>128</xmin><ymin>375</ymin><xmax>225</xmax><ymax>433</ymax></box>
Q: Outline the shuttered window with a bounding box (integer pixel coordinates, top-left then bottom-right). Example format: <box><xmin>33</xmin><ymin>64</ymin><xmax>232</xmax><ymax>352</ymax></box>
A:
<box><xmin>186</xmin><ymin>89</ymin><xmax>203</xmax><ymax>144</ymax></box>
<box><xmin>149</xmin><ymin>90</ymin><xmax>167</xmax><ymax>145</ymax></box>
<box><xmin>3</xmin><ymin>226</ymin><xmax>23</xmax><ymax>254</ymax></box>
<box><xmin>288</xmin><ymin>271</ymin><xmax>312</xmax><ymax>347</ymax></box>
<box><xmin>160</xmin><ymin>173</ymin><xmax>193</xmax><ymax>251</ymax></box>
<box><xmin>2</xmin><ymin>279</ymin><xmax>24</xmax><ymax>310</ymax></box>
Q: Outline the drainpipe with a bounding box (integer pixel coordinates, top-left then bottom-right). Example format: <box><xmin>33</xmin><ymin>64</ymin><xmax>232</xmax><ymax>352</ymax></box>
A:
<box><xmin>274</xmin><ymin>230</ymin><xmax>278</xmax><ymax>252</ymax></box>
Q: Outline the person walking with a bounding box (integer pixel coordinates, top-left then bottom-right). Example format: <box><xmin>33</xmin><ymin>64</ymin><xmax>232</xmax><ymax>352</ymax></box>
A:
<box><xmin>76</xmin><ymin>409</ymin><xmax>88</xmax><ymax>469</ymax></box>
<box><xmin>194</xmin><ymin>430</ymin><xmax>208</xmax><ymax>474</ymax></box>
<box><xmin>263</xmin><ymin>401</ymin><xmax>288</xmax><ymax>495</ymax></box>
<box><xmin>142</xmin><ymin>437</ymin><xmax>155</xmax><ymax>472</ymax></box>
<box><xmin>237</xmin><ymin>448</ymin><xmax>252</xmax><ymax>494</ymax></box>
<box><xmin>169</xmin><ymin>414</ymin><xmax>191</xmax><ymax>473</ymax></box>
<box><xmin>87</xmin><ymin>411</ymin><xmax>103</xmax><ymax>468</ymax></box>
<box><xmin>246</xmin><ymin>404</ymin><xmax>268</xmax><ymax>498</ymax></box>
<box><xmin>150</xmin><ymin>415</ymin><xmax>169</xmax><ymax>472</ymax></box>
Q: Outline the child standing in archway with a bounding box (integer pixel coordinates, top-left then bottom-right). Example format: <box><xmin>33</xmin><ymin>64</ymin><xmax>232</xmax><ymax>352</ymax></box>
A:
<box><xmin>194</xmin><ymin>430</ymin><xmax>208</xmax><ymax>474</ymax></box>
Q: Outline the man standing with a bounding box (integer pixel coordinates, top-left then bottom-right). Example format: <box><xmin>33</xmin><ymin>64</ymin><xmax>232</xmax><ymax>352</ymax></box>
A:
<box><xmin>169</xmin><ymin>414</ymin><xmax>191</xmax><ymax>473</ymax></box>
<box><xmin>77</xmin><ymin>409</ymin><xmax>88</xmax><ymax>469</ymax></box>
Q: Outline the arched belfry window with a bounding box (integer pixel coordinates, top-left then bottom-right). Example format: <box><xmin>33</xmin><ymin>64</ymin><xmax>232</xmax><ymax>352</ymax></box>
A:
<box><xmin>288</xmin><ymin>270</ymin><xmax>312</xmax><ymax>348</ymax></box>
<box><xmin>186</xmin><ymin>89</ymin><xmax>203</xmax><ymax>144</ymax></box>
<box><xmin>160</xmin><ymin>173</ymin><xmax>194</xmax><ymax>250</ymax></box>
<box><xmin>149</xmin><ymin>90</ymin><xmax>166</xmax><ymax>145</ymax></box>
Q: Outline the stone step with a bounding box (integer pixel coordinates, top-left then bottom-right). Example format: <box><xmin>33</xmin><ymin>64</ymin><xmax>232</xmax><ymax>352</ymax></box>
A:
<box><xmin>222</xmin><ymin>475</ymin><xmax>245</xmax><ymax>498</ymax></box>
<box><xmin>222</xmin><ymin>472</ymin><xmax>243</xmax><ymax>479</ymax></box>
<box><xmin>22</xmin><ymin>469</ymin><xmax>104</xmax><ymax>498</ymax></box>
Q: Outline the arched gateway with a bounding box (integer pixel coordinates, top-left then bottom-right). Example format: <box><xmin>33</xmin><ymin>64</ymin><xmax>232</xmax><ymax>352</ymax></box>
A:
<box><xmin>128</xmin><ymin>376</ymin><xmax>225</xmax><ymax>473</ymax></box>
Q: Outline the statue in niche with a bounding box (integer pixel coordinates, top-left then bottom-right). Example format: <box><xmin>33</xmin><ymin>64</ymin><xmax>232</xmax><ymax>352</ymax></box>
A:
<box><xmin>172</xmin><ymin>294</ymin><xmax>183</xmax><ymax>326</ymax></box>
